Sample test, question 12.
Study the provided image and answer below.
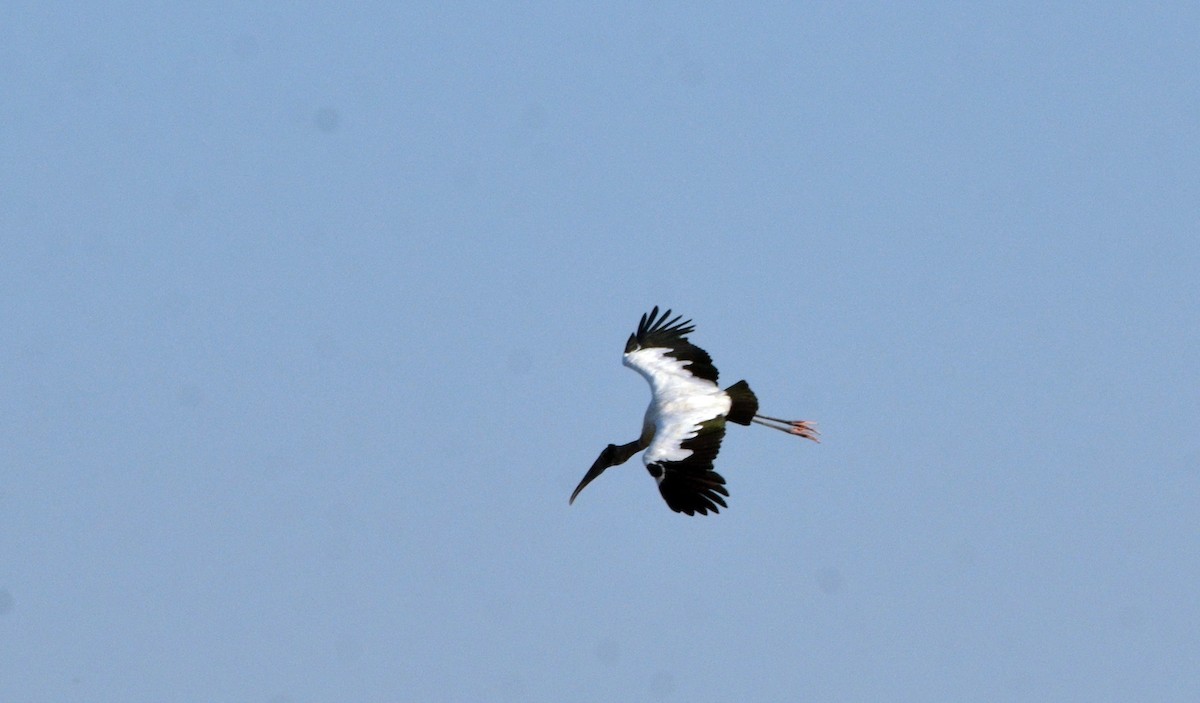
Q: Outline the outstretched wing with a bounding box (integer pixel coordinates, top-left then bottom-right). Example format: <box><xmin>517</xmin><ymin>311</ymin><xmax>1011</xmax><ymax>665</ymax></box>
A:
<box><xmin>645</xmin><ymin>417</ymin><xmax>730</xmax><ymax>516</ymax></box>
<box><xmin>623</xmin><ymin>306</ymin><xmax>719</xmax><ymax>383</ymax></box>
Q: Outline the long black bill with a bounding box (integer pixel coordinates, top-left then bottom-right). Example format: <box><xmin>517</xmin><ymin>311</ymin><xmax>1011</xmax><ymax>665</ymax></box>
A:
<box><xmin>569</xmin><ymin>440</ymin><xmax>642</xmax><ymax>505</ymax></box>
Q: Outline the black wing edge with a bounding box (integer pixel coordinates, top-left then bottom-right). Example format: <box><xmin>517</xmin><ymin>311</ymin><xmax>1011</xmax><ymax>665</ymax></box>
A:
<box><xmin>627</xmin><ymin>306</ymin><xmax>719</xmax><ymax>383</ymax></box>
<box><xmin>649</xmin><ymin>419</ymin><xmax>729</xmax><ymax>516</ymax></box>
<box><xmin>657</xmin><ymin>469</ymin><xmax>730</xmax><ymax>516</ymax></box>
<box><xmin>635</xmin><ymin>306</ymin><xmax>695</xmax><ymax>348</ymax></box>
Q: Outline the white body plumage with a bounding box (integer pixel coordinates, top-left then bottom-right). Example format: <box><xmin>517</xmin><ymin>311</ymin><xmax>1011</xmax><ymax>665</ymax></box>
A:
<box><xmin>623</xmin><ymin>346</ymin><xmax>731</xmax><ymax>468</ymax></box>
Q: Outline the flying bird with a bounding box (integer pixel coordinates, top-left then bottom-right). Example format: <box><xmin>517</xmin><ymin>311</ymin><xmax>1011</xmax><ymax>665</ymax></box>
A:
<box><xmin>569</xmin><ymin>307</ymin><xmax>818</xmax><ymax>516</ymax></box>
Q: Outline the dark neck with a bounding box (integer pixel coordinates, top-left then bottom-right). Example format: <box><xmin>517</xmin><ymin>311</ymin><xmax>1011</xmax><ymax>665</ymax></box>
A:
<box><xmin>610</xmin><ymin>439</ymin><xmax>644</xmax><ymax>466</ymax></box>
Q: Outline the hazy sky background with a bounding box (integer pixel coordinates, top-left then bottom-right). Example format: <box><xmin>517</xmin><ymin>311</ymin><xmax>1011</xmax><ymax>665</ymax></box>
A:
<box><xmin>3</xmin><ymin>3</ymin><xmax>1199</xmax><ymax>701</ymax></box>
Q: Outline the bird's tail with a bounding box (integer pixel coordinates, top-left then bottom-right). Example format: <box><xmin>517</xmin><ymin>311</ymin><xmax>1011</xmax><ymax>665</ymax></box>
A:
<box><xmin>725</xmin><ymin>380</ymin><xmax>759</xmax><ymax>425</ymax></box>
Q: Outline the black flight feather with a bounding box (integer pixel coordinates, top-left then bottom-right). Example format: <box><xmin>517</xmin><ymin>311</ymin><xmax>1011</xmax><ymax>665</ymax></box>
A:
<box><xmin>647</xmin><ymin>418</ymin><xmax>730</xmax><ymax>515</ymax></box>
<box><xmin>626</xmin><ymin>306</ymin><xmax>720</xmax><ymax>383</ymax></box>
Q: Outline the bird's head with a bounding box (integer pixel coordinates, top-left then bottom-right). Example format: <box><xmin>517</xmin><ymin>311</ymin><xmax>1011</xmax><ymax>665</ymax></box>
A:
<box><xmin>569</xmin><ymin>443</ymin><xmax>619</xmax><ymax>505</ymax></box>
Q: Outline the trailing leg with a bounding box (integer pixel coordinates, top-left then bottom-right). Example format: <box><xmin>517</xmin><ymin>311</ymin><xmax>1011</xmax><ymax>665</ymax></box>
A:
<box><xmin>752</xmin><ymin>414</ymin><xmax>820</xmax><ymax>442</ymax></box>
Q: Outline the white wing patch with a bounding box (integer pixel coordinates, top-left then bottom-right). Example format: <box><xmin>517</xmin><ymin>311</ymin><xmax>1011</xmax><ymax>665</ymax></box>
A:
<box><xmin>623</xmin><ymin>346</ymin><xmax>719</xmax><ymax>399</ymax></box>
<box><xmin>624</xmin><ymin>347</ymin><xmax>731</xmax><ymax>469</ymax></box>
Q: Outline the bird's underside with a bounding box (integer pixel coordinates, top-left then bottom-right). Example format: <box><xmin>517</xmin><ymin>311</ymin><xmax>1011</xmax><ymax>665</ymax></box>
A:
<box><xmin>569</xmin><ymin>307</ymin><xmax>818</xmax><ymax>516</ymax></box>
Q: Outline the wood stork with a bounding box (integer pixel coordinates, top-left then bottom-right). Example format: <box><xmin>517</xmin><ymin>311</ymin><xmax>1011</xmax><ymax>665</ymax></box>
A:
<box><xmin>569</xmin><ymin>307</ymin><xmax>818</xmax><ymax>516</ymax></box>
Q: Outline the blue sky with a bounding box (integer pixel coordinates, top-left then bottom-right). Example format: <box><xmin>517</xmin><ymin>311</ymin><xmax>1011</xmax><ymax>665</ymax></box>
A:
<box><xmin>3</xmin><ymin>3</ymin><xmax>1199</xmax><ymax>701</ymax></box>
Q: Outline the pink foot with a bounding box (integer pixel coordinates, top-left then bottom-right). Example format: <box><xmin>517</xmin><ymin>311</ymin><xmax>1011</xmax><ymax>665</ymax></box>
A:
<box><xmin>788</xmin><ymin>421</ymin><xmax>820</xmax><ymax>442</ymax></box>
